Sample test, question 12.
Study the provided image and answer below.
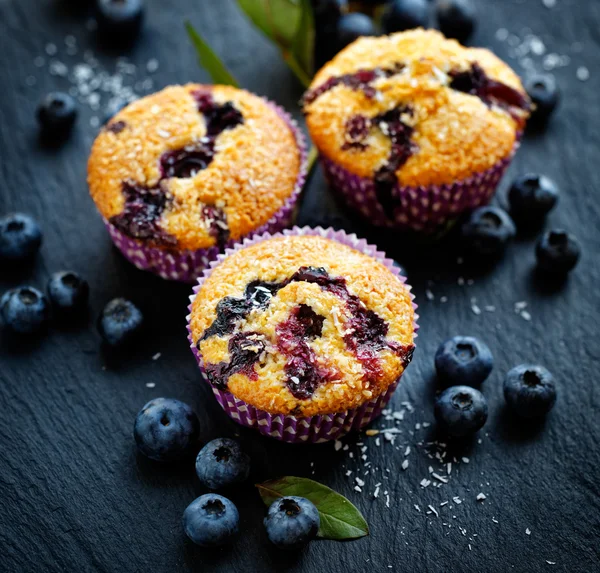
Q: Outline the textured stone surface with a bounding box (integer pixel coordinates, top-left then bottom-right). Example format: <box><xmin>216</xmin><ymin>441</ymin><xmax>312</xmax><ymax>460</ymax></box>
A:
<box><xmin>0</xmin><ymin>1</ymin><xmax>599</xmax><ymax>572</ymax></box>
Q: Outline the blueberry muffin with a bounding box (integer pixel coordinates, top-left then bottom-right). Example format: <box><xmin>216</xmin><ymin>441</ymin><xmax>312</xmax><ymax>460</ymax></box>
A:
<box><xmin>302</xmin><ymin>29</ymin><xmax>530</xmax><ymax>232</ymax></box>
<box><xmin>88</xmin><ymin>84</ymin><xmax>306</xmax><ymax>281</ymax></box>
<box><xmin>188</xmin><ymin>230</ymin><xmax>416</xmax><ymax>442</ymax></box>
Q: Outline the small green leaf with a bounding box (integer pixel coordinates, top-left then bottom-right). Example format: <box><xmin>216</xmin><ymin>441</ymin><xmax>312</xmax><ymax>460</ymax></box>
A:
<box><xmin>306</xmin><ymin>145</ymin><xmax>319</xmax><ymax>174</ymax></box>
<box><xmin>291</xmin><ymin>0</ymin><xmax>315</xmax><ymax>78</ymax></box>
<box><xmin>257</xmin><ymin>476</ymin><xmax>369</xmax><ymax>540</ymax></box>
<box><xmin>236</xmin><ymin>0</ymin><xmax>302</xmax><ymax>50</ymax></box>
<box><xmin>185</xmin><ymin>21</ymin><xmax>240</xmax><ymax>88</ymax></box>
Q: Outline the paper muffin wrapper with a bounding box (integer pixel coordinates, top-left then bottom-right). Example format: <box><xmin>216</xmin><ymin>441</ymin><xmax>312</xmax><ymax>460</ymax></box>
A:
<box><xmin>320</xmin><ymin>144</ymin><xmax>518</xmax><ymax>233</ymax></box>
<box><xmin>186</xmin><ymin>226</ymin><xmax>419</xmax><ymax>444</ymax></box>
<box><xmin>101</xmin><ymin>101</ymin><xmax>308</xmax><ymax>283</ymax></box>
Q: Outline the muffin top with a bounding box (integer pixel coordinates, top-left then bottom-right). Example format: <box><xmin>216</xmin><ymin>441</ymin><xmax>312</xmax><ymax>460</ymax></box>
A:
<box><xmin>88</xmin><ymin>84</ymin><xmax>302</xmax><ymax>251</ymax></box>
<box><xmin>302</xmin><ymin>29</ymin><xmax>530</xmax><ymax>189</ymax></box>
<box><xmin>189</xmin><ymin>234</ymin><xmax>415</xmax><ymax>417</ymax></box>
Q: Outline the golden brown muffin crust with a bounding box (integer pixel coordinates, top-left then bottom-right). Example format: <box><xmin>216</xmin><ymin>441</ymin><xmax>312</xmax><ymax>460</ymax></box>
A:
<box><xmin>190</xmin><ymin>235</ymin><xmax>415</xmax><ymax>417</ymax></box>
<box><xmin>303</xmin><ymin>29</ymin><xmax>529</xmax><ymax>187</ymax></box>
<box><xmin>88</xmin><ymin>84</ymin><xmax>301</xmax><ymax>251</ymax></box>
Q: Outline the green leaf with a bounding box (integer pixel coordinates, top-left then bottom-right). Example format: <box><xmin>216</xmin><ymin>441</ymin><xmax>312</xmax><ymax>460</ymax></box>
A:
<box><xmin>236</xmin><ymin>0</ymin><xmax>302</xmax><ymax>50</ymax></box>
<box><xmin>185</xmin><ymin>21</ymin><xmax>240</xmax><ymax>88</ymax></box>
<box><xmin>291</xmin><ymin>0</ymin><xmax>315</xmax><ymax>78</ymax></box>
<box><xmin>256</xmin><ymin>476</ymin><xmax>369</xmax><ymax>540</ymax></box>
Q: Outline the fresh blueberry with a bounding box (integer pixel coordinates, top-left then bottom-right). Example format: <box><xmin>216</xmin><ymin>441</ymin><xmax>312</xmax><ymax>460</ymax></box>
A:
<box><xmin>536</xmin><ymin>230</ymin><xmax>581</xmax><ymax>274</ymax></box>
<box><xmin>47</xmin><ymin>271</ymin><xmax>89</xmax><ymax>315</ymax></box>
<box><xmin>504</xmin><ymin>364</ymin><xmax>556</xmax><ymax>418</ymax></box>
<box><xmin>434</xmin><ymin>385</ymin><xmax>488</xmax><ymax>437</ymax></box>
<box><xmin>95</xmin><ymin>0</ymin><xmax>144</xmax><ymax>44</ymax></box>
<box><xmin>312</xmin><ymin>0</ymin><xmax>348</xmax><ymax>67</ymax></box>
<box><xmin>97</xmin><ymin>298</ymin><xmax>143</xmax><ymax>346</ymax></box>
<box><xmin>133</xmin><ymin>397</ymin><xmax>200</xmax><ymax>461</ymax></box>
<box><xmin>264</xmin><ymin>496</ymin><xmax>320</xmax><ymax>550</ymax></box>
<box><xmin>436</xmin><ymin>0</ymin><xmax>475</xmax><ymax>44</ymax></box>
<box><xmin>0</xmin><ymin>213</ymin><xmax>42</xmax><ymax>262</ymax></box>
<box><xmin>195</xmin><ymin>438</ymin><xmax>250</xmax><ymax>490</ymax></box>
<box><xmin>103</xmin><ymin>98</ymin><xmax>128</xmax><ymax>124</ymax></box>
<box><xmin>1</xmin><ymin>287</ymin><xmax>50</xmax><ymax>334</ymax></box>
<box><xmin>435</xmin><ymin>336</ymin><xmax>493</xmax><ymax>387</ymax></box>
<box><xmin>37</xmin><ymin>92</ymin><xmax>77</xmax><ymax>136</ymax></box>
<box><xmin>183</xmin><ymin>494</ymin><xmax>239</xmax><ymax>547</ymax></box>
<box><xmin>508</xmin><ymin>174</ymin><xmax>559</xmax><ymax>224</ymax></box>
<box><xmin>461</xmin><ymin>206</ymin><xmax>516</xmax><ymax>256</ymax></box>
<box><xmin>336</xmin><ymin>13</ymin><xmax>377</xmax><ymax>52</ymax></box>
<box><xmin>525</xmin><ymin>74</ymin><xmax>559</xmax><ymax>125</ymax></box>
<box><xmin>382</xmin><ymin>0</ymin><xmax>429</xmax><ymax>34</ymax></box>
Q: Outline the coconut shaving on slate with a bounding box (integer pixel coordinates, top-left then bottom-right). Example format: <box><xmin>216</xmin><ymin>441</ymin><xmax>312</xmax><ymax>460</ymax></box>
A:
<box><xmin>28</xmin><ymin>22</ymin><xmax>160</xmax><ymax>128</ymax></box>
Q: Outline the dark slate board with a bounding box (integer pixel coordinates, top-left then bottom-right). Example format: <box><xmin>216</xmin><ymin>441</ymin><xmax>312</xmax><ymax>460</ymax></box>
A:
<box><xmin>0</xmin><ymin>1</ymin><xmax>599</xmax><ymax>572</ymax></box>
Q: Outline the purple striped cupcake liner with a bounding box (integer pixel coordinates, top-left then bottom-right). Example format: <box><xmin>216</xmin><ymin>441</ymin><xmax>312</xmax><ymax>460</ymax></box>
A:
<box><xmin>320</xmin><ymin>144</ymin><xmax>518</xmax><ymax>234</ymax></box>
<box><xmin>186</xmin><ymin>226</ymin><xmax>419</xmax><ymax>444</ymax></box>
<box><xmin>100</xmin><ymin>100</ymin><xmax>308</xmax><ymax>283</ymax></box>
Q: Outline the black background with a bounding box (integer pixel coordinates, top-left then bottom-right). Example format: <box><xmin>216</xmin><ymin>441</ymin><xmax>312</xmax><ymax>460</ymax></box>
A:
<box><xmin>1</xmin><ymin>1</ymin><xmax>599</xmax><ymax>572</ymax></box>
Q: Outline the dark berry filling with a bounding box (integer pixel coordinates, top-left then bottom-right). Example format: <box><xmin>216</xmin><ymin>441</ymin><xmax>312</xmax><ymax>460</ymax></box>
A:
<box><xmin>105</xmin><ymin>120</ymin><xmax>127</xmax><ymax>134</ymax></box>
<box><xmin>449</xmin><ymin>63</ymin><xmax>530</xmax><ymax>118</ymax></box>
<box><xmin>373</xmin><ymin>106</ymin><xmax>417</xmax><ymax>216</ymax></box>
<box><xmin>200</xmin><ymin>266</ymin><xmax>414</xmax><ymax>396</ymax></box>
<box><xmin>302</xmin><ymin>63</ymin><xmax>405</xmax><ymax>106</ymax></box>
<box><xmin>277</xmin><ymin>304</ymin><xmax>329</xmax><ymax>399</ymax></box>
<box><xmin>342</xmin><ymin>115</ymin><xmax>371</xmax><ymax>150</ymax></box>
<box><xmin>110</xmin><ymin>181</ymin><xmax>177</xmax><ymax>247</ymax></box>
<box><xmin>113</xmin><ymin>90</ymin><xmax>243</xmax><ymax>246</ymax></box>
<box><xmin>160</xmin><ymin>142</ymin><xmax>214</xmax><ymax>178</ymax></box>
<box><xmin>201</xmin><ymin>205</ymin><xmax>230</xmax><ymax>248</ymax></box>
<box><xmin>204</xmin><ymin>331</ymin><xmax>266</xmax><ymax>389</ymax></box>
<box><xmin>201</xmin><ymin>280</ymin><xmax>282</xmax><ymax>341</ymax></box>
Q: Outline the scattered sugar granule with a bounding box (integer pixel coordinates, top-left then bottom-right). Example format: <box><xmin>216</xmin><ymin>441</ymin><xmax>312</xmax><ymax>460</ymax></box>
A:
<box><xmin>393</xmin><ymin>410</ymin><xmax>405</xmax><ymax>421</ymax></box>
<box><xmin>373</xmin><ymin>485</ymin><xmax>380</xmax><ymax>499</ymax></box>
<box><xmin>420</xmin><ymin>479</ymin><xmax>431</xmax><ymax>488</ymax></box>
<box><xmin>146</xmin><ymin>58</ymin><xmax>159</xmax><ymax>73</ymax></box>
<box><xmin>576</xmin><ymin>66</ymin><xmax>590</xmax><ymax>81</ymax></box>
<box><xmin>425</xmin><ymin>289</ymin><xmax>434</xmax><ymax>301</ymax></box>
<box><xmin>471</xmin><ymin>302</ymin><xmax>482</xmax><ymax>316</ymax></box>
<box><xmin>526</xmin><ymin>528</ymin><xmax>531</xmax><ymax>535</ymax></box>
<box><xmin>453</xmin><ymin>496</ymin><xmax>462</xmax><ymax>504</ymax></box>
<box><xmin>152</xmin><ymin>352</ymin><xmax>161</xmax><ymax>361</ymax></box>
<box><xmin>492</xmin><ymin>517</ymin><xmax>499</xmax><ymax>524</ymax></box>
<box><xmin>521</xmin><ymin>310</ymin><xmax>532</xmax><ymax>321</ymax></box>
<box><xmin>422</xmin><ymin>422</ymin><xmax>430</xmax><ymax>428</ymax></box>
<box><xmin>462</xmin><ymin>457</ymin><xmax>470</xmax><ymax>464</ymax></box>
<box><xmin>145</xmin><ymin>382</ymin><xmax>156</xmax><ymax>389</ymax></box>
<box><xmin>546</xmin><ymin>560</ymin><xmax>556</xmax><ymax>565</ymax></box>
<box><xmin>432</xmin><ymin>473</ymin><xmax>448</xmax><ymax>484</ymax></box>
<box><xmin>447</xmin><ymin>462</ymin><xmax>452</xmax><ymax>474</ymax></box>
<box><xmin>440</xmin><ymin>501</ymin><xmax>448</xmax><ymax>507</ymax></box>
<box><xmin>45</xmin><ymin>43</ymin><xmax>58</xmax><ymax>55</ymax></box>
<box><xmin>345</xmin><ymin>470</ymin><xmax>352</xmax><ymax>477</ymax></box>
<box><xmin>496</xmin><ymin>28</ymin><xmax>509</xmax><ymax>41</ymax></box>
<box><xmin>334</xmin><ymin>440</ymin><xmax>343</xmax><ymax>451</ymax></box>
<box><xmin>414</xmin><ymin>504</ymin><xmax>421</xmax><ymax>512</ymax></box>
<box><xmin>404</xmin><ymin>446</ymin><xmax>411</xmax><ymax>456</ymax></box>
<box><xmin>428</xmin><ymin>466</ymin><xmax>434</xmax><ymax>474</ymax></box>
<box><xmin>428</xmin><ymin>505</ymin><xmax>439</xmax><ymax>517</ymax></box>
<box><xmin>355</xmin><ymin>477</ymin><xmax>365</xmax><ymax>487</ymax></box>
<box><xmin>485</xmin><ymin>305</ymin><xmax>496</xmax><ymax>312</ymax></box>
<box><xmin>354</xmin><ymin>486</ymin><xmax>362</xmax><ymax>493</ymax></box>
<box><xmin>515</xmin><ymin>301</ymin><xmax>528</xmax><ymax>312</ymax></box>
<box><xmin>375</xmin><ymin>437</ymin><xmax>381</xmax><ymax>447</ymax></box>
<box><xmin>440</xmin><ymin>296</ymin><xmax>448</xmax><ymax>303</ymax></box>
<box><xmin>542</xmin><ymin>0</ymin><xmax>556</xmax><ymax>6</ymax></box>
<box><xmin>402</xmin><ymin>460</ymin><xmax>409</xmax><ymax>471</ymax></box>
<box><xmin>476</xmin><ymin>493</ymin><xmax>487</xmax><ymax>501</ymax></box>
<box><xmin>415</xmin><ymin>423</ymin><xmax>421</xmax><ymax>430</ymax></box>
<box><xmin>458</xmin><ymin>277</ymin><xmax>465</xmax><ymax>286</ymax></box>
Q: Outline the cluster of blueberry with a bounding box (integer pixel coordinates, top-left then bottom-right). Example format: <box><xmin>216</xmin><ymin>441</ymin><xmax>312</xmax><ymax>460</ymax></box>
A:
<box><xmin>433</xmin><ymin>336</ymin><xmax>557</xmax><ymax>437</ymax></box>
<box><xmin>0</xmin><ymin>213</ymin><xmax>143</xmax><ymax>344</ymax></box>
<box><xmin>313</xmin><ymin>0</ymin><xmax>476</xmax><ymax>68</ymax></box>
<box><xmin>460</xmin><ymin>173</ymin><xmax>581</xmax><ymax>274</ymax></box>
<box><xmin>133</xmin><ymin>398</ymin><xmax>320</xmax><ymax>549</ymax></box>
